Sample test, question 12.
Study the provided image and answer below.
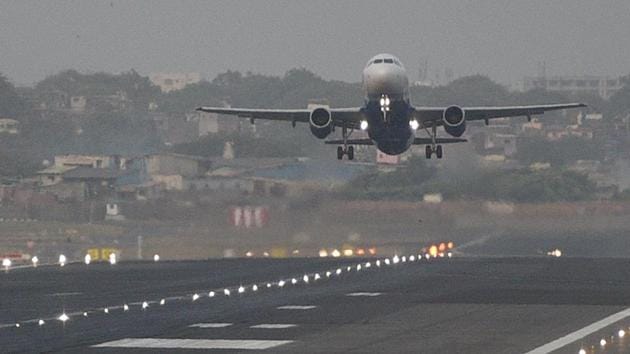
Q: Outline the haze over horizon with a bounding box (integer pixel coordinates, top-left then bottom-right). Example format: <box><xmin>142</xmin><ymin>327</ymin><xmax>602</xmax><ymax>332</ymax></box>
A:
<box><xmin>1</xmin><ymin>0</ymin><xmax>629</xmax><ymax>87</ymax></box>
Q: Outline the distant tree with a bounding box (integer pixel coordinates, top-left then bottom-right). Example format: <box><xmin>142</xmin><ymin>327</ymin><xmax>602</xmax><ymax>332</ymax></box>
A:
<box><xmin>609</xmin><ymin>74</ymin><xmax>630</xmax><ymax>118</ymax></box>
<box><xmin>0</xmin><ymin>73</ymin><xmax>26</xmax><ymax>117</ymax></box>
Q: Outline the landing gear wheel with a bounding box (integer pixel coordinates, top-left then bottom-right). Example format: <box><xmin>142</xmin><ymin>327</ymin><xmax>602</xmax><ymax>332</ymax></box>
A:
<box><xmin>347</xmin><ymin>146</ymin><xmax>355</xmax><ymax>160</ymax></box>
<box><xmin>337</xmin><ymin>146</ymin><xmax>344</xmax><ymax>160</ymax></box>
<box><xmin>436</xmin><ymin>145</ymin><xmax>443</xmax><ymax>159</ymax></box>
<box><xmin>425</xmin><ymin>145</ymin><xmax>432</xmax><ymax>159</ymax></box>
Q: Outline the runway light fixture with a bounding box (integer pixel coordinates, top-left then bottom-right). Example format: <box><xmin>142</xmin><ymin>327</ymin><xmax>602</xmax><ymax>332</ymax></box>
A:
<box><xmin>578</xmin><ymin>349</ymin><xmax>586</xmax><ymax>354</ymax></box>
<box><xmin>401</xmin><ymin>256</ymin><xmax>407</xmax><ymax>263</ymax></box>
<box><xmin>336</xmin><ymin>268</ymin><xmax>342</xmax><ymax>275</ymax></box>
<box><xmin>619</xmin><ymin>329</ymin><xmax>626</xmax><ymax>338</ymax></box>
<box><xmin>365</xmin><ymin>262</ymin><xmax>371</xmax><ymax>268</ymax></box>
<box><xmin>224</xmin><ymin>289</ymin><xmax>231</xmax><ymax>296</ymax></box>
<box><xmin>266</xmin><ymin>283</ymin><xmax>272</xmax><ymax>288</ymax></box>
<box><xmin>356</xmin><ymin>264</ymin><xmax>362</xmax><ymax>271</ymax></box>
<box><xmin>318</xmin><ymin>249</ymin><xmax>328</xmax><ymax>258</ymax></box>
<box><xmin>346</xmin><ymin>266</ymin><xmax>352</xmax><ymax>272</ymax></box>
<box><xmin>153</xmin><ymin>254</ymin><xmax>160</xmax><ymax>262</ymax></box>
<box><xmin>142</xmin><ymin>301</ymin><xmax>149</xmax><ymax>310</ymax></box>
<box><xmin>291</xmin><ymin>278</ymin><xmax>297</xmax><ymax>285</ymax></box>
<box><xmin>360</xmin><ymin>120</ymin><xmax>369</xmax><ymax>131</ymax></box>
<box><xmin>303</xmin><ymin>275</ymin><xmax>309</xmax><ymax>283</ymax></box>
<box><xmin>384</xmin><ymin>258</ymin><xmax>390</xmax><ymax>265</ymax></box>
<box><xmin>331</xmin><ymin>249</ymin><xmax>341</xmax><ymax>258</ymax></box>
<box><xmin>376</xmin><ymin>260</ymin><xmax>381</xmax><ymax>267</ymax></box>
<box><xmin>15</xmin><ymin>323</ymin><xmax>20</xmax><ymax>328</ymax></box>
<box><xmin>123</xmin><ymin>304</ymin><xmax>129</xmax><ymax>312</ymax></box>
<box><xmin>83</xmin><ymin>312</ymin><xmax>88</xmax><ymax>317</ymax></box>
<box><xmin>38</xmin><ymin>319</ymin><xmax>45</xmax><ymax>326</ymax></box>
<box><xmin>326</xmin><ymin>271</ymin><xmax>332</xmax><ymax>278</ymax></box>
<box><xmin>192</xmin><ymin>293</ymin><xmax>200</xmax><ymax>301</ymax></box>
<box><xmin>109</xmin><ymin>253</ymin><xmax>117</xmax><ymax>265</ymax></box>
<box><xmin>209</xmin><ymin>291</ymin><xmax>215</xmax><ymax>297</ymax></box>
<box><xmin>447</xmin><ymin>252</ymin><xmax>453</xmax><ymax>258</ymax></box>
<box><xmin>409</xmin><ymin>119</ymin><xmax>420</xmax><ymax>130</ymax></box>
<box><xmin>600</xmin><ymin>338</ymin><xmax>607</xmax><ymax>346</ymax></box>
<box><xmin>159</xmin><ymin>299</ymin><xmax>166</xmax><ymax>305</ymax></box>
<box><xmin>314</xmin><ymin>273</ymin><xmax>321</xmax><ymax>280</ymax></box>
<box><xmin>58</xmin><ymin>313</ymin><xmax>69</xmax><ymax>322</ymax></box>
<box><xmin>32</xmin><ymin>256</ymin><xmax>39</xmax><ymax>267</ymax></box>
<box><xmin>84</xmin><ymin>254</ymin><xmax>91</xmax><ymax>265</ymax></box>
<box><xmin>393</xmin><ymin>255</ymin><xmax>400</xmax><ymax>264</ymax></box>
<box><xmin>252</xmin><ymin>284</ymin><xmax>258</xmax><ymax>291</ymax></box>
<box><xmin>59</xmin><ymin>254</ymin><xmax>66</xmax><ymax>267</ymax></box>
<box><xmin>104</xmin><ymin>308</ymin><xmax>109</xmax><ymax>314</ymax></box>
<box><xmin>278</xmin><ymin>280</ymin><xmax>286</xmax><ymax>287</ymax></box>
<box><xmin>238</xmin><ymin>286</ymin><xmax>245</xmax><ymax>294</ymax></box>
<box><xmin>410</xmin><ymin>255</ymin><xmax>415</xmax><ymax>262</ymax></box>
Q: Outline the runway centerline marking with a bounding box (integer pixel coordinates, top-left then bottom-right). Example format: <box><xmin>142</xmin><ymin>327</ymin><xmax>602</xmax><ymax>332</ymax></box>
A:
<box><xmin>92</xmin><ymin>338</ymin><xmax>293</xmax><ymax>350</ymax></box>
<box><xmin>277</xmin><ymin>305</ymin><xmax>317</xmax><ymax>310</ymax></box>
<box><xmin>46</xmin><ymin>292</ymin><xmax>82</xmax><ymax>297</ymax></box>
<box><xmin>189</xmin><ymin>323</ymin><xmax>233</xmax><ymax>328</ymax></box>
<box><xmin>346</xmin><ymin>292</ymin><xmax>382</xmax><ymax>297</ymax></box>
<box><xmin>251</xmin><ymin>324</ymin><xmax>297</xmax><ymax>329</ymax></box>
<box><xmin>524</xmin><ymin>307</ymin><xmax>630</xmax><ymax>354</ymax></box>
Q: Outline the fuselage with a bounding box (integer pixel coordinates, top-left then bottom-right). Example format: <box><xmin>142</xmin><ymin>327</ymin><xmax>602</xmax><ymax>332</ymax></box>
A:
<box><xmin>361</xmin><ymin>54</ymin><xmax>414</xmax><ymax>155</ymax></box>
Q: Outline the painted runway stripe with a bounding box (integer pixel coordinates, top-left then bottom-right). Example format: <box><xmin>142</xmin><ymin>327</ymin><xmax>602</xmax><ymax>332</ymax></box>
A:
<box><xmin>189</xmin><ymin>323</ymin><xmax>233</xmax><ymax>328</ymax></box>
<box><xmin>277</xmin><ymin>305</ymin><xmax>317</xmax><ymax>310</ymax></box>
<box><xmin>346</xmin><ymin>292</ymin><xmax>382</xmax><ymax>297</ymax></box>
<box><xmin>524</xmin><ymin>307</ymin><xmax>630</xmax><ymax>354</ymax></box>
<box><xmin>92</xmin><ymin>338</ymin><xmax>293</xmax><ymax>350</ymax></box>
<box><xmin>250</xmin><ymin>324</ymin><xmax>297</xmax><ymax>329</ymax></box>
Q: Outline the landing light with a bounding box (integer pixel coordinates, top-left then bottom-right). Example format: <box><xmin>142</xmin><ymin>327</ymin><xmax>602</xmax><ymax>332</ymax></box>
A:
<box><xmin>409</xmin><ymin>119</ymin><xmax>420</xmax><ymax>130</ymax></box>
<box><xmin>578</xmin><ymin>349</ymin><xmax>586</xmax><ymax>354</ymax></box>
<box><xmin>619</xmin><ymin>329</ymin><xmax>626</xmax><ymax>338</ymax></box>
<box><xmin>600</xmin><ymin>338</ymin><xmax>607</xmax><ymax>346</ymax></box>
<box><xmin>360</xmin><ymin>120</ymin><xmax>369</xmax><ymax>131</ymax></box>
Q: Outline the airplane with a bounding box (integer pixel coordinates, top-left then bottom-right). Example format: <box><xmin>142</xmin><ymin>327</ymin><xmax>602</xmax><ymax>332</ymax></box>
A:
<box><xmin>197</xmin><ymin>53</ymin><xmax>586</xmax><ymax>160</ymax></box>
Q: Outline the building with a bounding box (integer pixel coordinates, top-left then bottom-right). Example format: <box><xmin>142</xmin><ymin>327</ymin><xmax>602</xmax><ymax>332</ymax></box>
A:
<box><xmin>0</xmin><ymin>118</ymin><xmax>19</xmax><ymax>134</ymax></box>
<box><xmin>149</xmin><ymin>73</ymin><xmax>201</xmax><ymax>93</ymax></box>
<box><xmin>523</xmin><ymin>76</ymin><xmax>623</xmax><ymax>99</ymax></box>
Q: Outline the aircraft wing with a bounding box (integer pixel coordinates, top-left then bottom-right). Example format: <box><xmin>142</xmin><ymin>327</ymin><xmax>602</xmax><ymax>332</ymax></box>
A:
<box><xmin>196</xmin><ymin>106</ymin><xmax>364</xmax><ymax>128</ymax></box>
<box><xmin>411</xmin><ymin>103</ymin><xmax>587</xmax><ymax>124</ymax></box>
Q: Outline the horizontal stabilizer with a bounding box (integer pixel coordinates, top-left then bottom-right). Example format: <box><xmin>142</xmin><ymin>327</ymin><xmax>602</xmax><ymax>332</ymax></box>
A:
<box><xmin>413</xmin><ymin>138</ymin><xmax>467</xmax><ymax>145</ymax></box>
<box><xmin>325</xmin><ymin>139</ymin><xmax>374</xmax><ymax>145</ymax></box>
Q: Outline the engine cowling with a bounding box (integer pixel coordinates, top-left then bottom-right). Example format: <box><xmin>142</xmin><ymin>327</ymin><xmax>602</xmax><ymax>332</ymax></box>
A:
<box><xmin>309</xmin><ymin>107</ymin><xmax>333</xmax><ymax>139</ymax></box>
<box><xmin>443</xmin><ymin>105</ymin><xmax>466</xmax><ymax>137</ymax></box>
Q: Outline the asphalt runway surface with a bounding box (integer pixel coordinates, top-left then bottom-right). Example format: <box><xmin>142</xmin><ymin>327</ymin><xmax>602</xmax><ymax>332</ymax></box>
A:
<box><xmin>3</xmin><ymin>256</ymin><xmax>630</xmax><ymax>353</ymax></box>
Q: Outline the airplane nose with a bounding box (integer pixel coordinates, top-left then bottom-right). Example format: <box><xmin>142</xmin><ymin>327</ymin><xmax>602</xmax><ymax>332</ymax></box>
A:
<box><xmin>366</xmin><ymin>66</ymin><xmax>404</xmax><ymax>95</ymax></box>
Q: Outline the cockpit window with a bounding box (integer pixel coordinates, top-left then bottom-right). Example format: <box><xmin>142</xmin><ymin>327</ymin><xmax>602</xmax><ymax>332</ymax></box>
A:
<box><xmin>384</xmin><ymin>59</ymin><xmax>394</xmax><ymax>64</ymax></box>
<box><xmin>373</xmin><ymin>59</ymin><xmax>383</xmax><ymax>64</ymax></box>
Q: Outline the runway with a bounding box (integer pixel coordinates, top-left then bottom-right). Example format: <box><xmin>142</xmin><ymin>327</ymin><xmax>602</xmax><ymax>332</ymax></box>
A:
<box><xmin>3</xmin><ymin>256</ymin><xmax>630</xmax><ymax>353</ymax></box>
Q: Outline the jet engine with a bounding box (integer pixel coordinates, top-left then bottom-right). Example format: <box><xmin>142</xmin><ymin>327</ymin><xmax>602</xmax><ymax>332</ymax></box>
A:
<box><xmin>309</xmin><ymin>107</ymin><xmax>333</xmax><ymax>139</ymax></box>
<box><xmin>443</xmin><ymin>105</ymin><xmax>466</xmax><ymax>137</ymax></box>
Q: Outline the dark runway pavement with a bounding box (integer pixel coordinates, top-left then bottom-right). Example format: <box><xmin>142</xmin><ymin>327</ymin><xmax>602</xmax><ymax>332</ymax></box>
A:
<box><xmin>3</xmin><ymin>256</ymin><xmax>630</xmax><ymax>353</ymax></box>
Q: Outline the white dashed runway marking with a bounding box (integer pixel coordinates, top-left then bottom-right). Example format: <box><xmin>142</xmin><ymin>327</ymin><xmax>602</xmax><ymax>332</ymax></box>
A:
<box><xmin>250</xmin><ymin>324</ymin><xmax>297</xmax><ymax>329</ymax></box>
<box><xmin>188</xmin><ymin>323</ymin><xmax>233</xmax><ymax>328</ymax></box>
<box><xmin>93</xmin><ymin>338</ymin><xmax>293</xmax><ymax>350</ymax></box>
<box><xmin>346</xmin><ymin>292</ymin><xmax>382</xmax><ymax>297</ymax></box>
<box><xmin>277</xmin><ymin>305</ymin><xmax>317</xmax><ymax>310</ymax></box>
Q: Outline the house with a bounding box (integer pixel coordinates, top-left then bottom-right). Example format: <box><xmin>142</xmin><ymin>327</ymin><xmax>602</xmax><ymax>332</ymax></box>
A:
<box><xmin>149</xmin><ymin>72</ymin><xmax>201</xmax><ymax>93</ymax></box>
<box><xmin>36</xmin><ymin>165</ymin><xmax>76</xmax><ymax>186</ymax></box>
<box><xmin>0</xmin><ymin>118</ymin><xmax>19</xmax><ymax>134</ymax></box>
<box><xmin>61</xmin><ymin>166</ymin><xmax>122</xmax><ymax>200</ymax></box>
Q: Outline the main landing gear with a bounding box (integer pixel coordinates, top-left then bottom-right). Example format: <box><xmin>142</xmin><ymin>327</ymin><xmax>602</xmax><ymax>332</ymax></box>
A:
<box><xmin>425</xmin><ymin>144</ymin><xmax>443</xmax><ymax>159</ymax></box>
<box><xmin>337</xmin><ymin>145</ymin><xmax>354</xmax><ymax>160</ymax></box>
<box><xmin>337</xmin><ymin>125</ymin><xmax>355</xmax><ymax>160</ymax></box>
<box><xmin>424</xmin><ymin>124</ymin><xmax>443</xmax><ymax>159</ymax></box>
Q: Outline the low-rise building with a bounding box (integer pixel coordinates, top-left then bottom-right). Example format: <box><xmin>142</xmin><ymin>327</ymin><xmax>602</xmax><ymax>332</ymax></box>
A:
<box><xmin>0</xmin><ymin>118</ymin><xmax>19</xmax><ymax>134</ymax></box>
<box><xmin>149</xmin><ymin>72</ymin><xmax>201</xmax><ymax>93</ymax></box>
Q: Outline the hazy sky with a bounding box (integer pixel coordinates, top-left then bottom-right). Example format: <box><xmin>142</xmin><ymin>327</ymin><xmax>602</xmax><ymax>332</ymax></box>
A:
<box><xmin>1</xmin><ymin>0</ymin><xmax>629</xmax><ymax>86</ymax></box>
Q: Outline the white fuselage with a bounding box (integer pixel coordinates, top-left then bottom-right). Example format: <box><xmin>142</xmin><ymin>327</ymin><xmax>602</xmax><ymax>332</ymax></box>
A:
<box><xmin>361</xmin><ymin>54</ymin><xmax>410</xmax><ymax>103</ymax></box>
